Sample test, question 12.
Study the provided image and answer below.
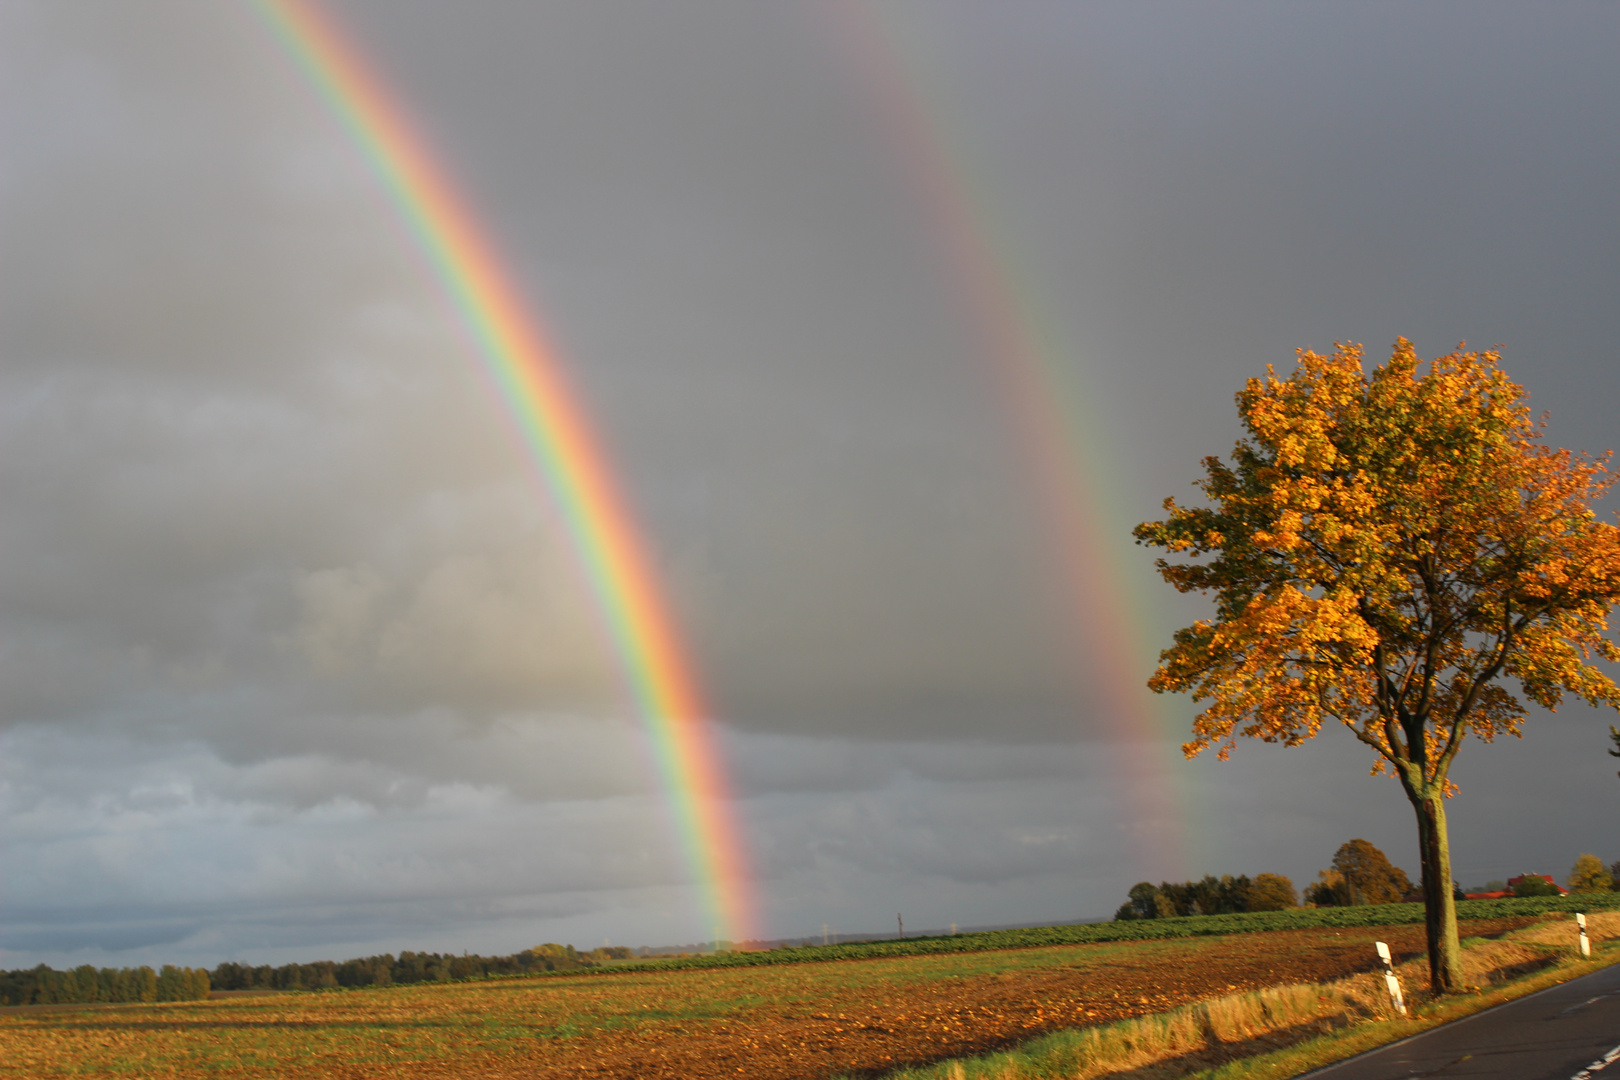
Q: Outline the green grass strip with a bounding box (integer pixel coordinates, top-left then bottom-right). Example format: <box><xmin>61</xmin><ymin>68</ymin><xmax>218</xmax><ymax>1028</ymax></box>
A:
<box><xmin>450</xmin><ymin>894</ymin><xmax>1620</xmax><ymax>983</ymax></box>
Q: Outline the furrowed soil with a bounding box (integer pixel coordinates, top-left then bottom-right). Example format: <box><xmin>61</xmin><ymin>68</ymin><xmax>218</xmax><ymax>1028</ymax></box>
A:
<box><xmin>0</xmin><ymin>917</ymin><xmax>1531</xmax><ymax>1080</ymax></box>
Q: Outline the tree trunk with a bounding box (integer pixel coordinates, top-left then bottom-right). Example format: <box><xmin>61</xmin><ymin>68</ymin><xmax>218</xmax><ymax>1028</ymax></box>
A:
<box><xmin>1411</xmin><ymin>789</ymin><xmax>1463</xmax><ymax>993</ymax></box>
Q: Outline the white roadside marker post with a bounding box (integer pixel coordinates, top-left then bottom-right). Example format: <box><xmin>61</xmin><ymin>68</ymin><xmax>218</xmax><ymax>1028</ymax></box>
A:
<box><xmin>1375</xmin><ymin>941</ymin><xmax>1407</xmax><ymax>1017</ymax></box>
<box><xmin>1578</xmin><ymin>913</ymin><xmax>1592</xmax><ymax>958</ymax></box>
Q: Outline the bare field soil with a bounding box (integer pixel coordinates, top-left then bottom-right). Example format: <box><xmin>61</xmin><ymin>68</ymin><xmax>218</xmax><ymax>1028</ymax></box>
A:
<box><xmin>0</xmin><ymin>917</ymin><xmax>1532</xmax><ymax>1080</ymax></box>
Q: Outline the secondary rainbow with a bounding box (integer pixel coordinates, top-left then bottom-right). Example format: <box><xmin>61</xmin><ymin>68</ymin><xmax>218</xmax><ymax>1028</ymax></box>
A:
<box><xmin>827</xmin><ymin>2</ymin><xmax>1194</xmax><ymax>879</ymax></box>
<box><xmin>255</xmin><ymin>0</ymin><xmax>754</xmax><ymax>946</ymax></box>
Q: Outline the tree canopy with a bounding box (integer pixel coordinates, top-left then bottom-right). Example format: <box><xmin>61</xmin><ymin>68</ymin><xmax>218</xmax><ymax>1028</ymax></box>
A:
<box><xmin>1113</xmin><ymin>872</ymin><xmax>1296</xmax><ymax>920</ymax></box>
<box><xmin>1136</xmin><ymin>340</ymin><xmax>1620</xmax><ymax>992</ymax></box>
<box><xmin>1307</xmin><ymin>838</ymin><xmax>1411</xmax><ymax>905</ymax></box>
<box><xmin>1247</xmin><ymin>872</ymin><xmax>1299</xmax><ymax>912</ymax></box>
<box><xmin>1568</xmin><ymin>854</ymin><xmax>1613</xmax><ymax>894</ymax></box>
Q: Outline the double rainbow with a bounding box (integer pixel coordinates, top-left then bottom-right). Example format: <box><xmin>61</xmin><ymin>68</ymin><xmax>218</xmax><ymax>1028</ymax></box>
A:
<box><xmin>256</xmin><ymin>0</ymin><xmax>754</xmax><ymax>946</ymax></box>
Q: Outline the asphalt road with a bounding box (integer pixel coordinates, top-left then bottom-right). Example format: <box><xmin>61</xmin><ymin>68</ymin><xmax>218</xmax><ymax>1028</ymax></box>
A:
<box><xmin>1300</xmin><ymin>961</ymin><xmax>1620</xmax><ymax>1080</ymax></box>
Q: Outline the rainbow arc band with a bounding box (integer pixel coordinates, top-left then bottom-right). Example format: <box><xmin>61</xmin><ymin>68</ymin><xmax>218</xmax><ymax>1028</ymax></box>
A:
<box><xmin>255</xmin><ymin>0</ymin><xmax>753</xmax><ymax>946</ymax></box>
<box><xmin>826</xmin><ymin>1</ymin><xmax>1189</xmax><ymax>877</ymax></box>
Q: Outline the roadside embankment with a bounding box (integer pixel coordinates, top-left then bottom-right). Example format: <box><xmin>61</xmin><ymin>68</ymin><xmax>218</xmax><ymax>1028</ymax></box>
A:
<box><xmin>868</xmin><ymin>911</ymin><xmax>1620</xmax><ymax>1080</ymax></box>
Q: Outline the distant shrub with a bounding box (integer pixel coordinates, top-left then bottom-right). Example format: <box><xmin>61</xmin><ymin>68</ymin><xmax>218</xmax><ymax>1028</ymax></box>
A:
<box><xmin>1119</xmin><ymin>873</ymin><xmax>1303</xmax><ymax>920</ymax></box>
<box><xmin>1512</xmin><ymin>875</ymin><xmax>1561</xmax><ymax>897</ymax></box>
<box><xmin>1568</xmin><ymin>854</ymin><xmax>1613</xmax><ymax>894</ymax></box>
<box><xmin>1303</xmin><ymin>870</ymin><xmax>1346</xmax><ymax>907</ymax></box>
<box><xmin>1247</xmin><ymin>873</ymin><xmax>1297</xmax><ymax>911</ymax></box>
<box><xmin>1114</xmin><ymin>882</ymin><xmax>1169</xmax><ymax>921</ymax></box>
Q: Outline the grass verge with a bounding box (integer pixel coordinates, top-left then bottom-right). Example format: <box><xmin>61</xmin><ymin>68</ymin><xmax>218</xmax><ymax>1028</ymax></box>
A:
<box><xmin>1186</xmin><ymin>945</ymin><xmax>1620</xmax><ymax>1080</ymax></box>
<box><xmin>857</xmin><ymin>912</ymin><xmax>1620</xmax><ymax>1080</ymax></box>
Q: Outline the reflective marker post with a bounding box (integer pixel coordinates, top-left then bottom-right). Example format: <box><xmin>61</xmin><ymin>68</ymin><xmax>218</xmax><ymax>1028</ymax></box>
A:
<box><xmin>1375</xmin><ymin>941</ymin><xmax>1407</xmax><ymax>1016</ymax></box>
<box><xmin>1578</xmin><ymin>913</ymin><xmax>1591</xmax><ymax>958</ymax></box>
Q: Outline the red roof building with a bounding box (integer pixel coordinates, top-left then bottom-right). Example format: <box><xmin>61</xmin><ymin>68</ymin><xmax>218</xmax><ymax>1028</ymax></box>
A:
<box><xmin>1462</xmin><ymin>874</ymin><xmax>1566</xmax><ymax>900</ymax></box>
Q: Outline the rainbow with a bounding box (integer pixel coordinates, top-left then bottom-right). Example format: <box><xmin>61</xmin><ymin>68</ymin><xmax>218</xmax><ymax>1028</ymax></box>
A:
<box><xmin>826</xmin><ymin>2</ymin><xmax>1193</xmax><ymax>880</ymax></box>
<box><xmin>255</xmin><ymin>0</ymin><xmax>754</xmax><ymax>946</ymax></box>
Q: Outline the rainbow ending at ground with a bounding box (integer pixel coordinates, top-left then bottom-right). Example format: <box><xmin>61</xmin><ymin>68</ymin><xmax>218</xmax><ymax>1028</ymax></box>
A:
<box><xmin>255</xmin><ymin>0</ymin><xmax>756</xmax><ymax>947</ymax></box>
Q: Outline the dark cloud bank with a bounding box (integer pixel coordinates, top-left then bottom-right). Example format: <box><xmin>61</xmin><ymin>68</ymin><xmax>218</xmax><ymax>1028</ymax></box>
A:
<box><xmin>2</xmin><ymin>0</ymin><xmax>1618</xmax><ymax>966</ymax></box>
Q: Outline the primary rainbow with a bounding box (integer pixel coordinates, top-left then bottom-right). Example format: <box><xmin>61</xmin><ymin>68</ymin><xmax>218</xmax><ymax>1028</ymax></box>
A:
<box><xmin>256</xmin><ymin>0</ymin><xmax>754</xmax><ymax>946</ymax></box>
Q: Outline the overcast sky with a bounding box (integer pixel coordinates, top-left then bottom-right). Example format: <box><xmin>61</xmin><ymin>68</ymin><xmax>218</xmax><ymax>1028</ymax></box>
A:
<box><xmin>3</xmin><ymin>0</ymin><xmax>1619</xmax><ymax>967</ymax></box>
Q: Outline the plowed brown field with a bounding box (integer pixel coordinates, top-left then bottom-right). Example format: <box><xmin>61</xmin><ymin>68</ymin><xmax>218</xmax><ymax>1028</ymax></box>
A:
<box><xmin>0</xmin><ymin>917</ymin><xmax>1531</xmax><ymax>1079</ymax></box>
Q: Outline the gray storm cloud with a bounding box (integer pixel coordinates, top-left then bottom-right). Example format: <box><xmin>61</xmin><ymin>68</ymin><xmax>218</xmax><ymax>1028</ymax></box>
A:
<box><xmin>2</xmin><ymin>0</ymin><xmax>1619</xmax><ymax>964</ymax></box>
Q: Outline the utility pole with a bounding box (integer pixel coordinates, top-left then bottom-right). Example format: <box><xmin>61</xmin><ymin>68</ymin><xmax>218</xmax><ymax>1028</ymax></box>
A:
<box><xmin>897</xmin><ymin>913</ymin><xmax>903</xmax><ymax>938</ymax></box>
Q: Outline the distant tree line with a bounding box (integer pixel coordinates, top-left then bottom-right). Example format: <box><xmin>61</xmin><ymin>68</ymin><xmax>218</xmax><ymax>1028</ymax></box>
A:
<box><xmin>1117</xmin><ymin>839</ymin><xmax>1620</xmax><ymax>918</ymax></box>
<box><xmin>1131</xmin><ymin>845</ymin><xmax>1620</xmax><ymax>922</ymax></box>
<box><xmin>0</xmin><ymin>964</ymin><xmax>209</xmax><ymax>1006</ymax></box>
<box><xmin>1114</xmin><ymin>872</ymin><xmax>1297</xmax><ymax>920</ymax></box>
<box><xmin>0</xmin><ymin>943</ymin><xmax>635</xmax><ymax>1006</ymax></box>
<box><xmin>209</xmin><ymin>943</ymin><xmax>634</xmax><ymax>992</ymax></box>
<box><xmin>1115</xmin><ymin>839</ymin><xmax>1437</xmax><ymax>920</ymax></box>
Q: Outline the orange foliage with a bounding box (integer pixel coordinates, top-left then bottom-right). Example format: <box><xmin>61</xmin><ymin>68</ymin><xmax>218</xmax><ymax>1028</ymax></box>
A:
<box><xmin>1136</xmin><ymin>340</ymin><xmax>1620</xmax><ymax>992</ymax></box>
<box><xmin>1136</xmin><ymin>340</ymin><xmax>1620</xmax><ymax>789</ymax></box>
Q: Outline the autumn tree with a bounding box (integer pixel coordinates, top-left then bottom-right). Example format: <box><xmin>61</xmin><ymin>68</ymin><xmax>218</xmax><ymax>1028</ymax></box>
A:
<box><xmin>1330</xmin><ymin>838</ymin><xmax>1412</xmax><ymax>904</ymax></box>
<box><xmin>1568</xmin><ymin>853</ymin><xmax>1613</xmax><ymax>894</ymax></box>
<box><xmin>1248</xmin><ymin>872</ymin><xmax>1298</xmax><ymax>911</ymax></box>
<box><xmin>1114</xmin><ymin>881</ymin><xmax>1175</xmax><ymax>921</ymax></box>
<box><xmin>1135</xmin><ymin>340</ymin><xmax>1620</xmax><ymax>993</ymax></box>
<box><xmin>1303</xmin><ymin>869</ymin><xmax>1349</xmax><ymax>907</ymax></box>
<box><xmin>1157</xmin><ymin>874</ymin><xmax>1255</xmax><ymax>916</ymax></box>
